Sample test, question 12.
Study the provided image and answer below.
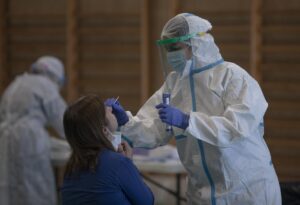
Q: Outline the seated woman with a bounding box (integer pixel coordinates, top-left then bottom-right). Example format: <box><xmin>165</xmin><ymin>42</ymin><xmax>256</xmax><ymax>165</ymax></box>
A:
<box><xmin>61</xmin><ymin>94</ymin><xmax>154</xmax><ymax>205</ymax></box>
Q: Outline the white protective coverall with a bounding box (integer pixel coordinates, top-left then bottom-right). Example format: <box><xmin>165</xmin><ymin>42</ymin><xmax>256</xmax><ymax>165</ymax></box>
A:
<box><xmin>121</xmin><ymin>13</ymin><xmax>281</xmax><ymax>205</ymax></box>
<box><xmin>0</xmin><ymin>56</ymin><xmax>67</xmax><ymax>205</ymax></box>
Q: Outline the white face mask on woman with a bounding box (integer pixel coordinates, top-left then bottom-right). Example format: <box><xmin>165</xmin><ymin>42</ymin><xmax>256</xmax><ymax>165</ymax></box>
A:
<box><xmin>106</xmin><ymin>129</ymin><xmax>122</xmax><ymax>151</ymax></box>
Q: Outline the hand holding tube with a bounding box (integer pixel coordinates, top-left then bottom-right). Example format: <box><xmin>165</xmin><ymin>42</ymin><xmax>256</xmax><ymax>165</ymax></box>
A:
<box><xmin>156</xmin><ymin>103</ymin><xmax>190</xmax><ymax>130</ymax></box>
<box><xmin>117</xmin><ymin>141</ymin><xmax>133</xmax><ymax>160</ymax></box>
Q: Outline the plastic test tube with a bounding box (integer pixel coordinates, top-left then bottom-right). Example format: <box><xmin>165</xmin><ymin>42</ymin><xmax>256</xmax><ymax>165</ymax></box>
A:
<box><xmin>162</xmin><ymin>93</ymin><xmax>172</xmax><ymax>132</ymax></box>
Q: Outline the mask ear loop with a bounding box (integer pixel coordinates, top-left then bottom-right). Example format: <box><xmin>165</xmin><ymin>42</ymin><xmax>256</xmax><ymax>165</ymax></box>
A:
<box><xmin>103</xmin><ymin>126</ymin><xmax>115</xmax><ymax>142</ymax></box>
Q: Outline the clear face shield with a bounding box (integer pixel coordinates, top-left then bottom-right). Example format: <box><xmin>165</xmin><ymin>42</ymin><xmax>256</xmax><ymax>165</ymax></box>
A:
<box><xmin>156</xmin><ymin>32</ymin><xmax>205</xmax><ymax>80</ymax></box>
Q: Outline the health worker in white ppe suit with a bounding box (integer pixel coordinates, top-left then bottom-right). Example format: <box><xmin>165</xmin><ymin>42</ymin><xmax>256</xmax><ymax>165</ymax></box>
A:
<box><xmin>0</xmin><ymin>56</ymin><xmax>67</xmax><ymax>205</ymax></box>
<box><xmin>105</xmin><ymin>13</ymin><xmax>281</xmax><ymax>205</ymax></box>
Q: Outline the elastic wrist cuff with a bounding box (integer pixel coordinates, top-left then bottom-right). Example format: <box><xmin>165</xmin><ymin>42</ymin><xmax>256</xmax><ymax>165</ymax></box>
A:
<box><xmin>182</xmin><ymin>114</ymin><xmax>190</xmax><ymax>130</ymax></box>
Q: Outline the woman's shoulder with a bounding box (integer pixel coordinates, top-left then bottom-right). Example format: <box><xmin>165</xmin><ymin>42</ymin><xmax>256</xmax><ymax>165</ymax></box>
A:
<box><xmin>99</xmin><ymin>149</ymin><xmax>132</xmax><ymax>168</ymax></box>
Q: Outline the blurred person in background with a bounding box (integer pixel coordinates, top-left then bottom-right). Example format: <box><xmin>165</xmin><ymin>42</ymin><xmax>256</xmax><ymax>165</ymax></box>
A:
<box><xmin>105</xmin><ymin>13</ymin><xmax>281</xmax><ymax>205</ymax></box>
<box><xmin>0</xmin><ymin>56</ymin><xmax>67</xmax><ymax>205</ymax></box>
<box><xmin>61</xmin><ymin>94</ymin><xmax>154</xmax><ymax>205</ymax></box>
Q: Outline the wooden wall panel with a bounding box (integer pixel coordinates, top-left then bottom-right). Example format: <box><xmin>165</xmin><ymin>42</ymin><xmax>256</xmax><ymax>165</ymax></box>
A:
<box><xmin>148</xmin><ymin>0</ymin><xmax>173</xmax><ymax>93</ymax></box>
<box><xmin>8</xmin><ymin>18</ymin><xmax>65</xmax><ymax>78</ymax></box>
<box><xmin>265</xmin><ymin>0</ymin><xmax>300</xmax><ymax>11</ymax></box>
<box><xmin>140</xmin><ymin>0</ymin><xmax>150</xmax><ymax>103</ymax></box>
<box><xmin>262</xmin><ymin>5</ymin><xmax>300</xmax><ymax>181</ymax></box>
<box><xmin>181</xmin><ymin>0</ymin><xmax>251</xmax><ymax>11</ymax></box>
<box><xmin>5</xmin><ymin>0</ymin><xmax>66</xmax><ymax>97</ymax></box>
<box><xmin>80</xmin><ymin>0</ymin><xmax>140</xmax><ymax>14</ymax></box>
<box><xmin>8</xmin><ymin>6</ymin><xmax>66</xmax><ymax>76</ymax></box>
<box><xmin>178</xmin><ymin>1</ymin><xmax>251</xmax><ymax>71</ymax></box>
<box><xmin>78</xmin><ymin>1</ymin><xmax>141</xmax><ymax>113</ymax></box>
<box><xmin>66</xmin><ymin>0</ymin><xmax>79</xmax><ymax>102</ymax></box>
<box><xmin>0</xmin><ymin>0</ymin><xmax>9</xmax><ymax>93</ymax></box>
<box><xmin>10</xmin><ymin>0</ymin><xmax>66</xmax><ymax>15</ymax></box>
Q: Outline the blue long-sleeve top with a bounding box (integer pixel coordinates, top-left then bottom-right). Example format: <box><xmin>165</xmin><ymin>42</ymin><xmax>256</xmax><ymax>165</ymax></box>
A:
<box><xmin>61</xmin><ymin>149</ymin><xmax>154</xmax><ymax>205</ymax></box>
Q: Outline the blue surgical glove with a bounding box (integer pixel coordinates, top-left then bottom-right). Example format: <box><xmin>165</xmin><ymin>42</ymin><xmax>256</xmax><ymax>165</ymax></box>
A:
<box><xmin>155</xmin><ymin>103</ymin><xmax>190</xmax><ymax>130</ymax></box>
<box><xmin>105</xmin><ymin>98</ymin><xmax>129</xmax><ymax>126</ymax></box>
<box><xmin>104</xmin><ymin>98</ymin><xmax>120</xmax><ymax>106</ymax></box>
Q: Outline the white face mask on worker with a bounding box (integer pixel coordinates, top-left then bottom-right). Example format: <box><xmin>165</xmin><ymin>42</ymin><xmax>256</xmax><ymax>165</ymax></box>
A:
<box><xmin>167</xmin><ymin>49</ymin><xmax>187</xmax><ymax>73</ymax></box>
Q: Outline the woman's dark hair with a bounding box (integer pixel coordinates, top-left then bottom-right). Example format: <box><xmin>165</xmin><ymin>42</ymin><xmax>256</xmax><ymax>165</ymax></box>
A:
<box><xmin>63</xmin><ymin>94</ymin><xmax>114</xmax><ymax>176</ymax></box>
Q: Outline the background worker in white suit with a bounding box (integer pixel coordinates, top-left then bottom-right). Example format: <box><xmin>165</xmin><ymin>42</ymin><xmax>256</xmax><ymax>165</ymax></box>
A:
<box><xmin>0</xmin><ymin>56</ymin><xmax>67</xmax><ymax>205</ymax></box>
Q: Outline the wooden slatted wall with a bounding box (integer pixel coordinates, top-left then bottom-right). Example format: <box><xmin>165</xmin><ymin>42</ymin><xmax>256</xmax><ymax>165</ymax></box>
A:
<box><xmin>180</xmin><ymin>1</ymin><xmax>251</xmax><ymax>72</ymax></box>
<box><xmin>78</xmin><ymin>0</ymin><xmax>141</xmax><ymax>113</ymax></box>
<box><xmin>262</xmin><ymin>1</ymin><xmax>300</xmax><ymax>181</ymax></box>
<box><xmin>143</xmin><ymin>0</ymin><xmax>171</xmax><ymax>94</ymax></box>
<box><xmin>8</xmin><ymin>0</ymin><xmax>66</xmax><ymax>80</ymax></box>
<box><xmin>0</xmin><ymin>0</ymin><xmax>9</xmax><ymax>94</ymax></box>
<box><xmin>1</xmin><ymin>0</ymin><xmax>141</xmax><ymax>112</ymax></box>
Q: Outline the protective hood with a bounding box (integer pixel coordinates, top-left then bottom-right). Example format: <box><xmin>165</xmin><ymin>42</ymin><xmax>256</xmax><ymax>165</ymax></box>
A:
<box><xmin>160</xmin><ymin>13</ymin><xmax>223</xmax><ymax>69</ymax></box>
<box><xmin>30</xmin><ymin>56</ymin><xmax>65</xmax><ymax>87</ymax></box>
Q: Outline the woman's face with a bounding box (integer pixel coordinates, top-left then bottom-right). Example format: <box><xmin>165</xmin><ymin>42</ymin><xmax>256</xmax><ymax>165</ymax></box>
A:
<box><xmin>105</xmin><ymin>106</ymin><xmax>118</xmax><ymax>132</ymax></box>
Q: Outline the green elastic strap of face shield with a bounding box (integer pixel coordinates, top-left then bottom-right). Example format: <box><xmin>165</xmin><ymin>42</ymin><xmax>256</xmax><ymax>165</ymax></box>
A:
<box><xmin>156</xmin><ymin>32</ymin><xmax>206</xmax><ymax>46</ymax></box>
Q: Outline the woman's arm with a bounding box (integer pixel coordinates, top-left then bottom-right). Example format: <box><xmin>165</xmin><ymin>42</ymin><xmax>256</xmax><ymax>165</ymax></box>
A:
<box><xmin>117</xmin><ymin>157</ymin><xmax>154</xmax><ymax>205</ymax></box>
